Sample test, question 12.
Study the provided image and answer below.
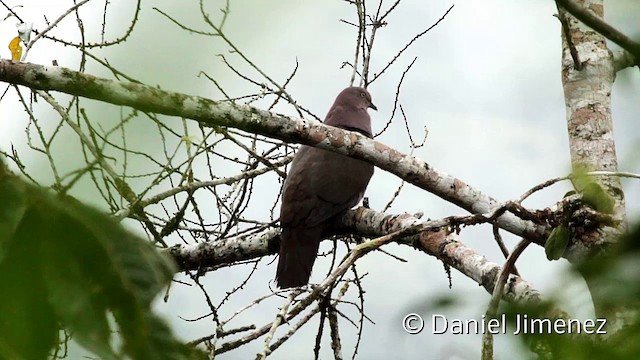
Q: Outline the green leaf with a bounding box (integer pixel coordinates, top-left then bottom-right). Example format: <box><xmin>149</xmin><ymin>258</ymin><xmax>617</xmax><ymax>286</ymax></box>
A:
<box><xmin>581</xmin><ymin>182</ymin><xmax>615</xmax><ymax>214</ymax></box>
<box><xmin>0</xmin><ymin>192</ymin><xmax>58</xmax><ymax>360</ymax></box>
<box><xmin>571</xmin><ymin>167</ymin><xmax>591</xmax><ymax>192</ymax></box>
<box><xmin>0</xmin><ymin>176</ymin><xmax>28</xmax><ymax>262</ymax></box>
<box><xmin>545</xmin><ymin>224</ymin><xmax>570</xmax><ymax>261</ymax></box>
<box><xmin>0</xmin><ymin>173</ymin><xmax>203</xmax><ymax>360</ymax></box>
<box><xmin>54</xmin><ymin>194</ymin><xmax>176</xmax><ymax>306</ymax></box>
<box><xmin>571</xmin><ymin>170</ymin><xmax>615</xmax><ymax>214</ymax></box>
<box><xmin>37</xmin><ymin>202</ymin><xmax>118</xmax><ymax>360</ymax></box>
<box><xmin>115</xmin><ymin>308</ymin><xmax>208</xmax><ymax>360</ymax></box>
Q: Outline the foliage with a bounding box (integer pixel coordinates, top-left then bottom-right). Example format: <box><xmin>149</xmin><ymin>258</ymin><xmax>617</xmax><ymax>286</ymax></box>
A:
<box><xmin>544</xmin><ymin>174</ymin><xmax>616</xmax><ymax>261</ymax></box>
<box><xmin>0</xmin><ymin>162</ymin><xmax>206</xmax><ymax>360</ymax></box>
<box><xmin>545</xmin><ymin>224</ymin><xmax>570</xmax><ymax>261</ymax></box>
<box><xmin>506</xmin><ymin>222</ymin><xmax>640</xmax><ymax>360</ymax></box>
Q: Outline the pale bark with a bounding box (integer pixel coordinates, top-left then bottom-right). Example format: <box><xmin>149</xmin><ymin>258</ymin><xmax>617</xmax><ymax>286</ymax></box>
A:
<box><xmin>556</xmin><ymin>0</ymin><xmax>640</xmax><ymax>68</ymax></box>
<box><xmin>168</xmin><ymin>207</ymin><xmax>546</xmax><ymax>305</ymax></box>
<box><xmin>0</xmin><ymin>60</ymin><xmax>550</xmax><ymax>243</ymax></box>
<box><xmin>559</xmin><ymin>0</ymin><xmax>626</xmax><ymax>247</ymax></box>
<box><xmin>558</xmin><ymin>0</ymin><xmax>627</xmax><ymax>331</ymax></box>
<box><xmin>0</xmin><ymin>59</ymin><xmax>600</xmax><ymax>311</ymax></box>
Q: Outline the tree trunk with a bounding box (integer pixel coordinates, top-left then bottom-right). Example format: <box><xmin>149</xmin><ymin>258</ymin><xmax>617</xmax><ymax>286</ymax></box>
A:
<box><xmin>559</xmin><ymin>0</ymin><xmax>626</xmax><ymax>331</ymax></box>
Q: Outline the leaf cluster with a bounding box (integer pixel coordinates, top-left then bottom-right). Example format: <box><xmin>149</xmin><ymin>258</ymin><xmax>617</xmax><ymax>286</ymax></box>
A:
<box><xmin>0</xmin><ymin>165</ymin><xmax>206</xmax><ymax>360</ymax></box>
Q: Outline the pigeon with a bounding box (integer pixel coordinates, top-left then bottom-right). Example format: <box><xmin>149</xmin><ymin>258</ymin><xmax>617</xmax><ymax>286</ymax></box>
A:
<box><xmin>276</xmin><ymin>87</ymin><xmax>377</xmax><ymax>288</ymax></box>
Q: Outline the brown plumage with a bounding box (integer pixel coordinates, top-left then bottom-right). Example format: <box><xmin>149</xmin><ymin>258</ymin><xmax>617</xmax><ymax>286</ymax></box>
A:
<box><xmin>276</xmin><ymin>87</ymin><xmax>377</xmax><ymax>288</ymax></box>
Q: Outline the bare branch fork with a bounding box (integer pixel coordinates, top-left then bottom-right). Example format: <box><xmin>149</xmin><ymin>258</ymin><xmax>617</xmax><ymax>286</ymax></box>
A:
<box><xmin>3</xmin><ymin>1</ymin><xmax>636</xmax><ymax>359</ymax></box>
<box><xmin>482</xmin><ymin>239</ymin><xmax>533</xmax><ymax>360</ymax></box>
<box><xmin>527</xmin><ymin>0</ymin><xmax>634</xmax><ymax>350</ymax></box>
<box><xmin>555</xmin><ymin>0</ymin><xmax>640</xmax><ymax>68</ymax></box>
<box><xmin>186</xmin><ymin>208</ymin><xmax>565</xmax><ymax>355</ymax></box>
<box><xmin>1</xmin><ymin>56</ymin><xmax>632</xmax><ymax>308</ymax></box>
<box><xmin>189</xmin><ymin>217</ymin><xmax>551</xmax><ymax>355</ymax></box>
<box><xmin>2</xmin><ymin>60</ymin><xmax>633</xmax><ymax>258</ymax></box>
<box><xmin>0</xmin><ymin>60</ymin><xmax>550</xmax><ymax>243</ymax></box>
<box><xmin>168</xmin><ymin>165</ymin><xmax>635</xmax><ymax>352</ymax></box>
<box><xmin>169</xmin><ymin>188</ymin><xmax>615</xmax><ymax>301</ymax></box>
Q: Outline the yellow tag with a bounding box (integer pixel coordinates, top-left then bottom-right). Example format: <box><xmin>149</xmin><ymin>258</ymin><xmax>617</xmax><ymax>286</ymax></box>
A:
<box><xmin>9</xmin><ymin>36</ymin><xmax>22</xmax><ymax>60</ymax></box>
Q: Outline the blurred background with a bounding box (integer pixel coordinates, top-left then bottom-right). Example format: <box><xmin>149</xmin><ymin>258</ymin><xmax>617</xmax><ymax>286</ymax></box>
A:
<box><xmin>1</xmin><ymin>1</ymin><xmax>639</xmax><ymax>359</ymax></box>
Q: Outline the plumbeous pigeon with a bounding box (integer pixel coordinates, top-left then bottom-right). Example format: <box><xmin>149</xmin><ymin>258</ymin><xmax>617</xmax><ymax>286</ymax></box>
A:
<box><xmin>276</xmin><ymin>87</ymin><xmax>377</xmax><ymax>288</ymax></box>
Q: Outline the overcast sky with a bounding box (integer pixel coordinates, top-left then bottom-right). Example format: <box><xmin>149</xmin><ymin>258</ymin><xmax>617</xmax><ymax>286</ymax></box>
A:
<box><xmin>1</xmin><ymin>1</ymin><xmax>639</xmax><ymax>359</ymax></box>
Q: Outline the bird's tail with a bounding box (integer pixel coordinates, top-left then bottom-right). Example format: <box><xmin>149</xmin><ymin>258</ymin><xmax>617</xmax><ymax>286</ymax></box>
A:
<box><xmin>276</xmin><ymin>226</ymin><xmax>322</xmax><ymax>289</ymax></box>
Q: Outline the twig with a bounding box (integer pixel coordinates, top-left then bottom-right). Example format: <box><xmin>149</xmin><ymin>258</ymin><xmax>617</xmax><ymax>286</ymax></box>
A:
<box><xmin>267</xmin><ymin>284</ymin><xmax>350</xmax><ymax>355</ymax></box>
<box><xmin>37</xmin><ymin>90</ymin><xmax>167</xmax><ymax>245</ymax></box>
<box><xmin>349</xmin><ymin>0</ymin><xmax>365</xmax><ymax>86</ymax></box>
<box><xmin>21</xmin><ymin>0</ymin><xmax>92</xmax><ymax>60</ymax></box>
<box><xmin>481</xmin><ymin>239</ymin><xmax>531</xmax><ymax>360</ymax></box>
<box><xmin>328</xmin><ymin>304</ymin><xmax>343</xmax><ymax>360</ymax></box>
<box><xmin>554</xmin><ymin>6</ymin><xmax>582</xmax><ymax>70</ymax></box>
<box><xmin>257</xmin><ymin>290</ymin><xmax>301</xmax><ymax>359</ymax></box>
<box><xmin>373</xmin><ymin>56</ymin><xmax>418</xmax><ymax>138</ymax></box>
<box><xmin>492</xmin><ymin>225</ymin><xmax>519</xmax><ymax>276</ymax></box>
<box><xmin>113</xmin><ymin>156</ymin><xmax>293</xmax><ymax>220</ymax></box>
<box><xmin>370</xmin><ymin>4</ymin><xmax>454</xmax><ymax>84</ymax></box>
<box><xmin>555</xmin><ymin>0</ymin><xmax>640</xmax><ymax>65</ymax></box>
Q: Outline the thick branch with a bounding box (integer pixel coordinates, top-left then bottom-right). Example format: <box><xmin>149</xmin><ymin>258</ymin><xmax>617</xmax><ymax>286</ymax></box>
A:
<box><xmin>168</xmin><ymin>207</ymin><xmax>543</xmax><ymax>305</ymax></box>
<box><xmin>558</xmin><ymin>0</ymin><xmax>627</xmax><ymax>328</ymax></box>
<box><xmin>558</xmin><ymin>0</ymin><xmax>625</xmax><ymax>238</ymax></box>
<box><xmin>613</xmin><ymin>50</ymin><xmax>636</xmax><ymax>72</ymax></box>
<box><xmin>0</xmin><ymin>60</ymin><xmax>548</xmax><ymax>243</ymax></box>
<box><xmin>556</xmin><ymin>0</ymin><xmax>640</xmax><ymax>66</ymax></box>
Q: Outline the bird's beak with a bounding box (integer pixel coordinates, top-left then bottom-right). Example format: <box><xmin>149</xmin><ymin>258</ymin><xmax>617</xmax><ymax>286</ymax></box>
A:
<box><xmin>369</xmin><ymin>102</ymin><xmax>378</xmax><ymax>111</ymax></box>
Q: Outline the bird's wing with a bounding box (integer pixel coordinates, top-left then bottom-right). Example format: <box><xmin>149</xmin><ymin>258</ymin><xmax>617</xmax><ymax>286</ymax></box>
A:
<box><xmin>280</xmin><ymin>146</ymin><xmax>373</xmax><ymax>229</ymax></box>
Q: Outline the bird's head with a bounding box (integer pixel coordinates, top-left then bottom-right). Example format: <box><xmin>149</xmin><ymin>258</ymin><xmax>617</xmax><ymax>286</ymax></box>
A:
<box><xmin>334</xmin><ymin>87</ymin><xmax>377</xmax><ymax>112</ymax></box>
<box><xmin>325</xmin><ymin>86</ymin><xmax>376</xmax><ymax>137</ymax></box>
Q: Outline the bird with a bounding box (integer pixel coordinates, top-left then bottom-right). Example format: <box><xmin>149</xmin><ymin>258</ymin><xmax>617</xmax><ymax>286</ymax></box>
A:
<box><xmin>276</xmin><ymin>86</ymin><xmax>377</xmax><ymax>288</ymax></box>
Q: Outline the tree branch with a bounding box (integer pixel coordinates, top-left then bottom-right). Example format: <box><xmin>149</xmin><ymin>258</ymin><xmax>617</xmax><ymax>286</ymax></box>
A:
<box><xmin>168</xmin><ymin>206</ymin><xmax>547</xmax><ymax>306</ymax></box>
<box><xmin>0</xmin><ymin>60</ymin><xmax>548</xmax><ymax>243</ymax></box>
<box><xmin>557</xmin><ymin>0</ymin><xmax>627</xmax><ymax>329</ymax></box>
<box><xmin>556</xmin><ymin>0</ymin><xmax>640</xmax><ymax>67</ymax></box>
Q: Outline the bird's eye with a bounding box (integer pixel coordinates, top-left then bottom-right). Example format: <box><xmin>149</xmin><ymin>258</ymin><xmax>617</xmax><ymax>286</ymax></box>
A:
<box><xmin>360</xmin><ymin>92</ymin><xmax>366</xmax><ymax>97</ymax></box>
